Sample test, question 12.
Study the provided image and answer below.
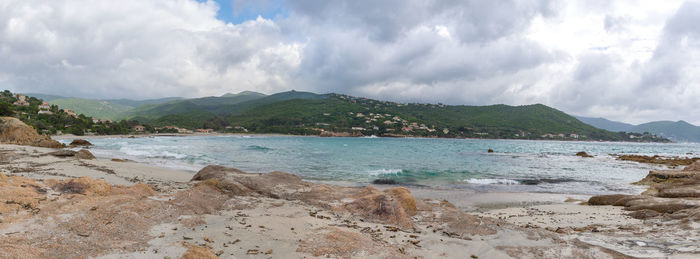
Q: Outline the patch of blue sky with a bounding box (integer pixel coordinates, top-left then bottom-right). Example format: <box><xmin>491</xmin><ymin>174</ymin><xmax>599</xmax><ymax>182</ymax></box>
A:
<box><xmin>199</xmin><ymin>0</ymin><xmax>289</xmax><ymax>24</ymax></box>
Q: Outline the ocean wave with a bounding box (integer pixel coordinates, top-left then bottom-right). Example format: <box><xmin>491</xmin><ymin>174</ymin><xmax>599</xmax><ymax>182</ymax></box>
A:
<box><xmin>246</xmin><ymin>145</ymin><xmax>272</xmax><ymax>152</ymax></box>
<box><xmin>367</xmin><ymin>168</ymin><xmax>403</xmax><ymax>176</ymax></box>
<box><xmin>465</xmin><ymin>178</ymin><xmax>520</xmax><ymax>185</ymax></box>
<box><xmin>516</xmin><ymin>178</ymin><xmax>580</xmax><ymax>185</ymax></box>
<box><xmin>118</xmin><ymin>146</ymin><xmax>187</xmax><ymax>159</ymax></box>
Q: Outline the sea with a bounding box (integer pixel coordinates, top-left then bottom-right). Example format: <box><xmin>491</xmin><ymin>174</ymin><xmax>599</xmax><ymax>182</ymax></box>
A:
<box><xmin>63</xmin><ymin>135</ymin><xmax>700</xmax><ymax>195</ymax></box>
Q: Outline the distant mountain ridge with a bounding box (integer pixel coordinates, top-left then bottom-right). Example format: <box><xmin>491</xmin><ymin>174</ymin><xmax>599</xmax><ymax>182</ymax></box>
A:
<box><xmin>576</xmin><ymin>116</ymin><xmax>700</xmax><ymax>143</ymax></box>
<box><xmin>24</xmin><ymin>94</ymin><xmax>184</xmax><ymax>121</ymax></box>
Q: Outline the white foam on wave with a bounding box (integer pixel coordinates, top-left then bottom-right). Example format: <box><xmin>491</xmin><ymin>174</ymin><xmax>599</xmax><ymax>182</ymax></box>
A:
<box><xmin>367</xmin><ymin>168</ymin><xmax>403</xmax><ymax>176</ymax></box>
<box><xmin>118</xmin><ymin>146</ymin><xmax>187</xmax><ymax>159</ymax></box>
<box><xmin>465</xmin><ymin>178</ymin><xmax>520</xmax><ymax>185</ymax></box>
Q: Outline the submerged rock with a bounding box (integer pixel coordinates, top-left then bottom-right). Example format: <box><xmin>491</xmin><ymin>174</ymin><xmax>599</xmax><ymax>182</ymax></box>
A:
<box><xmin>0</xmin><ymin>117</ymin><xmax>64</xmax><ymax>148</ymax></box>
<box><xmin>575</xmin><ymin>151</ymin><xmax>593</xmax><ymax>158</ymax></box>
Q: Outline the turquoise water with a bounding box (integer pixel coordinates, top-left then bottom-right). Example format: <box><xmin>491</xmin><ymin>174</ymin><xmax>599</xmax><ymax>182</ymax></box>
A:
<box><xmin>71</xmin><ymin>136</ymin><xmax>700</xmax><ymax>195</ymax></box>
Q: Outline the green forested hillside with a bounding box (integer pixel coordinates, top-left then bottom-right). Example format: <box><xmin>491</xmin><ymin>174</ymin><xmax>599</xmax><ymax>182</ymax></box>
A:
<box><xmin>48</xmin><ymin>98</ymin><xmax>133</xmax><ymax>120</ymax></box>
<box><xmin>1</xmin><ymin>90</ymin><xmax>148</xmax><ymax>136</ymax></box>
<box><xmin>16</xmin><ymin>89</ymin><xmax>672</xmax><ymax>141</ymax></box>
<box><xmin>216</xmin><ymin>94</ymin><xmax>663</xmax><ymax>141</ymax></box>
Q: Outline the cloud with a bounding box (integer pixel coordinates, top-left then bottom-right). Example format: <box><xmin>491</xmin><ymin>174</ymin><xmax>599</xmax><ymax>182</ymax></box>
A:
<box><xmin>0</xmin><ymin>0</ymin><xmax>698</xmax><ymax>124</ymax></box>
<box><xmin>0</xmin><ymin>0</ymin><xmax>300</xmax><ymax>99</ymax></box>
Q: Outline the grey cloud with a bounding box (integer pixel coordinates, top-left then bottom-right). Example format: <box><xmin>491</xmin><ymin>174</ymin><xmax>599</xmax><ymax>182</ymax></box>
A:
<box><xmin>604</xmin><ymin>15</ymin><xmax>629</xmax><ymax>32</ymax></box>
<box><xmin>285</xmin><ymin>0</ymin><xmax>561</xmax><ymax>101</ymax></box>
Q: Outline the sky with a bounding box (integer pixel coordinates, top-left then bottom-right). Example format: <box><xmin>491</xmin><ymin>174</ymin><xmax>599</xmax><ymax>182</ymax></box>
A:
<box><xmin>0</xmin><ymin>0</ymin><xmax>698</xmax><ymax>124</ymax></box>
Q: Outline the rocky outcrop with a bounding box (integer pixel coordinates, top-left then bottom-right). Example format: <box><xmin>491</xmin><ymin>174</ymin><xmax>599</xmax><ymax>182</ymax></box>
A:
<box><xmin>615</xmin><ymin>154</ymin><xmax>699</xmax><ymax>166</ymax></box>
<box><xmin>189</xmin><ymin>165</ymin><xmax>501</xmax><ymax>233</ymax></box>
<box><xmin>589</xmin><ymin>168</ymin><xmax>700</xmax><ymax>220</ymax></box>
<box><xmin>0</xmin><ymin>117</ymin><xmax>63</xmax><ymax>148</ymax></box>
<box><xmin>191</xmin><ymin>165</ymin><xmax>417</xmax><ymax>228</ymax></box>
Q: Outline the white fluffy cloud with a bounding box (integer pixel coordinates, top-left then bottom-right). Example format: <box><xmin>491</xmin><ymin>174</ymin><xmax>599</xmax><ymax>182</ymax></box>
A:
<box><xmin>0</xmin><ymin>0</ymin><xmax>300</xmax><ymax>98</ymax></box>
<box><xmin>0</xmin><ymin>0</ymin><xmax>698</xmax><ymax>124</ymax></box>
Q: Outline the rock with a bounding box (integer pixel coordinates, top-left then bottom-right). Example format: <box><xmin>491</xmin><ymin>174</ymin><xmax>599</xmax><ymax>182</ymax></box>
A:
<box><xmin>684</xmin><ymin>160</ymin><xmax>700</xmax><ymax>171</ymax></box>
<box><xmin>49</xmin><ymin>150</ymin><xmax>77</xmax><ymax>157</ymax></box>
<box><xmin>616</xmin><ymin>154</ymin><xmax>699</xmax><ymax>166</ymax></box>
<box><xmin>587</xmin><ymin>194</ymin><xmax>641</xmax><ymax>206</ymax></box>
<box><xmin>191</xmin><ymin>166</ymin><xmax>417</xmax><ymax>228</ymax></box>
<box><xmin>0</xmin><ymin>117</ymin><xmax>64</xmax><ymax>148</ymax></box>
<box><xmin>660</xmin><ymin>187</ymin><xmax>700</xmax><ymax>198</ymax></box>
<box><xmin>47</xmin><ymin>149</ymin><xmax>94</xmax><ymax>159</ymax></box>
<box><xmin>47</xmin><ymin>177</ymin><xmax>113</xmax><ymax>196</ymax></box>
<box><xmin>487</xmin><ymin>149</ymin><xmax>494</xmax><ymax>153</ymax></box>
<box><xmin>69</xmin><ymin>139</ymin><xmax>93</xmax><ymax>147</ymax></box>
<box><xmin>628</xmin><ymin>209</ymin><xmax>661</xmax><ymax>219</ymax></box>
<box><xmin>589</xmin><ymin>169</ymin><xmax>700</xmax><ymax>220</ymax></box>
<box><xmin>75</xmin><ymin>150</ymin><xmax>95</xmax><ymax>160</ymax></box>
<box><xmin>182</xmin><ymin>243</ymin><xmax>218</xmax><ymax>259</ymax></box>
<box><xmin>372</xmin><ymin>179</ymin><xmax>398</xmax><ymax>185</ymax></box>
<box><xmin>384</xmin><ymin>187</ymin><xmax>417</xmax><ymax>216</ymax></box>
<box><xmin>575</xmin><ymin>151</ymin><xmax>592</xmax><ymax>158</ymax></box>
<box><xmin>343</xmin><ymin>187</ymin><xmax>414</xmax><ymax>228</ymax></box>
<box><xmin>297</xmin><ymin>227</ymin><xmax>382</xmax><ymax>258</ymax></box>
<box><xmin>634</xmin><ymin>170</ymin><xmax>698</xmax><ymax>185</ymax></box>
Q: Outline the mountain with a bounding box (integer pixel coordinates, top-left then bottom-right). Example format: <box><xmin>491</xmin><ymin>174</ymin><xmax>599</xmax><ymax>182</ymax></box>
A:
<box><xmin>23</xmin><ymin>93</ymin><xmax>66</xmax><ymax>102</ymax></box>
<box><xmin>48</xmin><ymin>98</ymin><xmax>133</xmax><ymax>120</ymax></box>
<box><xmin>220</xmin><ymin>91</ymin><xmax>266</xmax><ymax>98</ymax></box>
<box><xmin>18</xmin><ymin>89</ymin><xmax>672</xmax><ymax>142</ymax></box>
<box><xmin>25</xmin><ymin>94</ymin><xmax>185</xmax><ymax>121</ymax></box>
<box><xmin>629</xmin><ymin>121</ymin><xmax>700</xmax><ymax>143</ymax></box>
<box><xmin>575</xmin><ymin>115</ymin><xmax>700</xmax><ymax>143</ymax></box>
<box><xmin>106</xmin><ymin>97</ymin><xmax>183</xmax><ymax>107</ymax></box>
<box><xmin>574</xmin><ymin>116</ymin><xmax>635</xmax><ymax>132</ymax></box>
<box><xmin>208</xmin><ymin>94</ymin><xmax>663</xmax><ymax>141</ymax></box>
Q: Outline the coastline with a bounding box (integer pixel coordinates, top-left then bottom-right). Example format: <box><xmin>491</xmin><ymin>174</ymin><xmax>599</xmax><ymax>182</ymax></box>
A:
<box><xmin>1</xmin><ymin>142</ymin><xmax>697</xmax><ymax>258</ymax></box>
<box><xmin>49</xmin><ymin>132</ymin><xmax>675</xmax><ymax>144</ymax></box>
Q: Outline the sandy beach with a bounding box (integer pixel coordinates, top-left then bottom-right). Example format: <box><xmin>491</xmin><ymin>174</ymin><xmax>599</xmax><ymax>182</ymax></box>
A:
<box><xmin>0</xmin><ymin>141</ymin><xmax>697</xmax><ymax>258</ymax></box>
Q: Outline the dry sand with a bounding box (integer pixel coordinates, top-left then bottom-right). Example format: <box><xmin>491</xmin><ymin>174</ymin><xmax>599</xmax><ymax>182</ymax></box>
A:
<box><xmin>0</xmin><ymin>143</ymin><xmax>697</xmax><ymax>258</ymax></box>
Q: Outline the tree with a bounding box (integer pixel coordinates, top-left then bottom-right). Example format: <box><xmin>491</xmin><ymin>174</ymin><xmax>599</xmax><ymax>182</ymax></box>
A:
<box><xmin>0</xmin><ymin>103</ymin><xmax>13</xmax><ymax>116</ymax></box>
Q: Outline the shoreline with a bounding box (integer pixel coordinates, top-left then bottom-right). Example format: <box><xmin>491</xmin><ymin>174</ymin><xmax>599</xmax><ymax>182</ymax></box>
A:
<box><xmin>0</xmin><ymin>143</ymin><xmax>697</xmax><ymax>257</ymax></box>
<box><xmin>49</xmin><ymin>132</ymin><xmax>677</xmax><ymax>144</ymax></box>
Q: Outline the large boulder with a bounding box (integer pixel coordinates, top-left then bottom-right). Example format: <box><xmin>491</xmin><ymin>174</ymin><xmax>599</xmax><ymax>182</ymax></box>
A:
<box><xmin>69</xmin><ymin>139</ymin><xmax>93</xmax><ymax>147</ymax></box>
<box><xmin>75</xmin><ymin>149</ymin><xmax>96</xmax><ymax>160</ymax></box>
<box><xmin>0</xmin><ymin>117</ymin><xmax>64</xmax><ymax>148</ymax></box>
